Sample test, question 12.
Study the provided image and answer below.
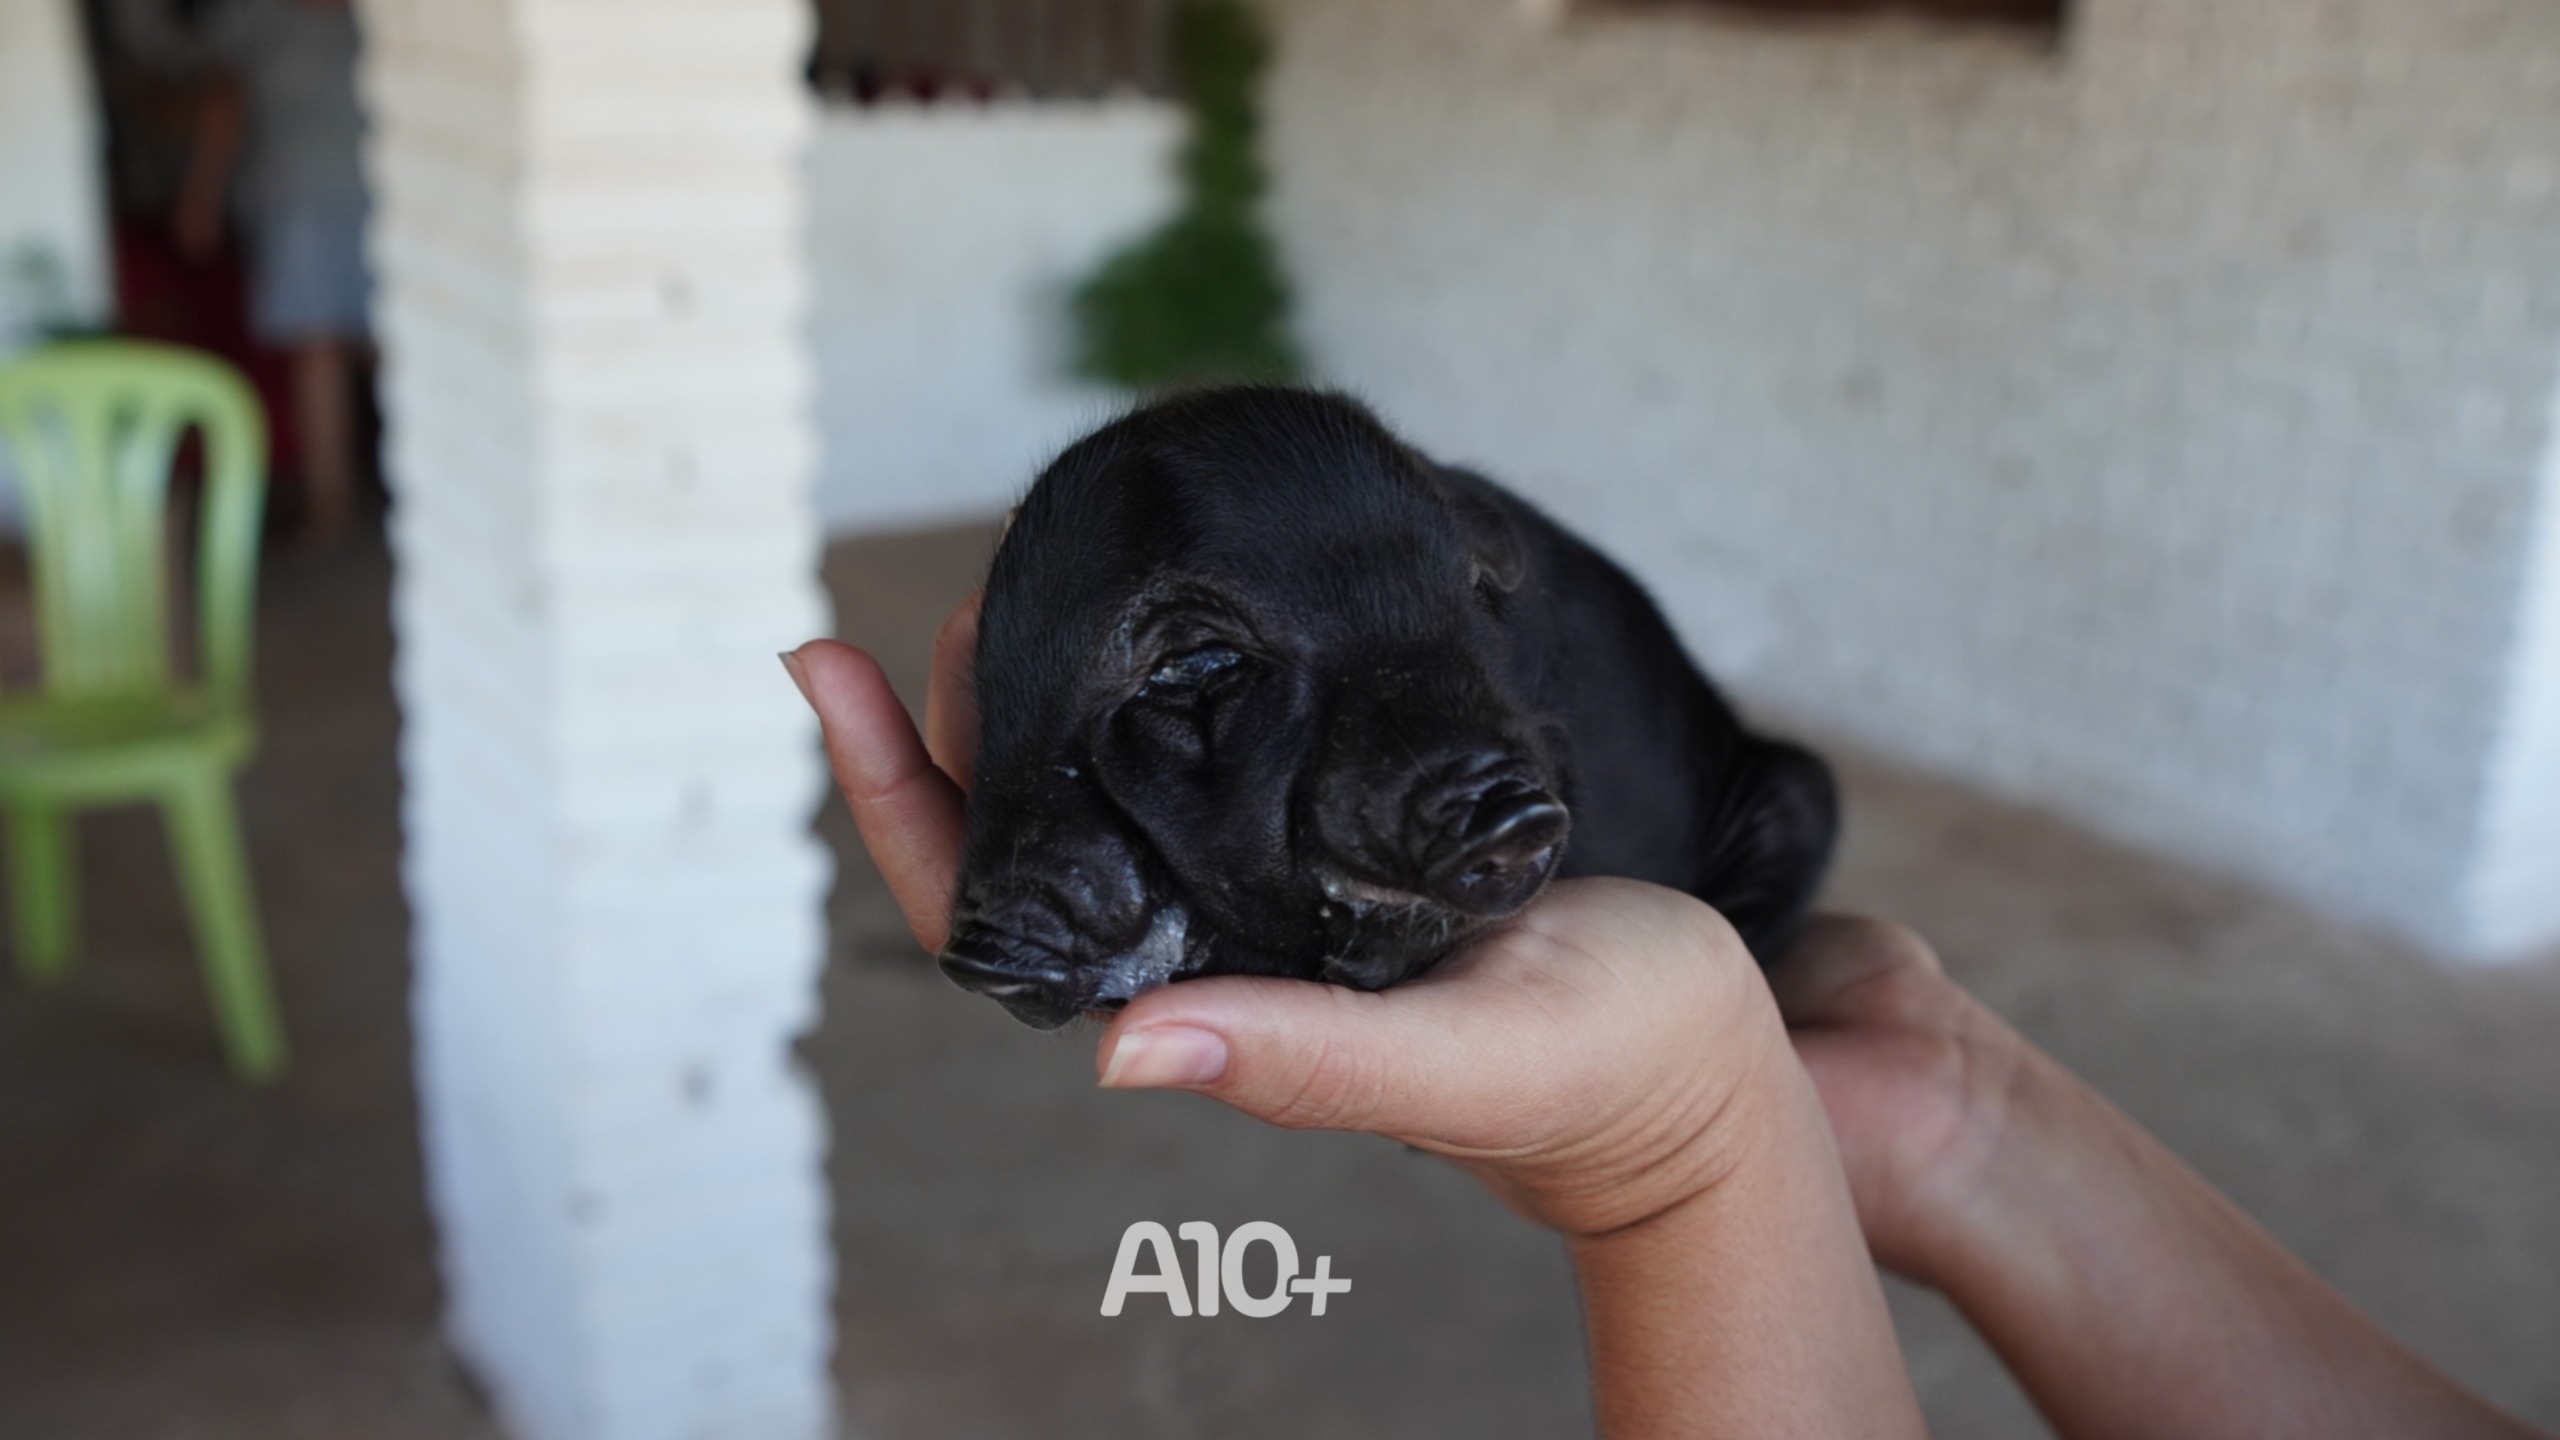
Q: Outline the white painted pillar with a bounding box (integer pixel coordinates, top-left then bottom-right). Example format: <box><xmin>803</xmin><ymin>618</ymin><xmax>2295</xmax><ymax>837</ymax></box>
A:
<box><xmin>359</xmin><ymin>3</ymin><xmax>837</xmax><ymax>1437</ymax></box>
<box><xmin>0</xmin><ymin>0</ymin><xmax>108</xmax><ymax>356</ymax></box>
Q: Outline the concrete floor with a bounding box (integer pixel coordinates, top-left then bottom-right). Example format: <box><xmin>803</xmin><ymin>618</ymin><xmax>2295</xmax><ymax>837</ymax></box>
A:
<box><xmin>2</xmin><ymin>522</ymin><xmax>2555</xmax><ymax>1440</ymax></box>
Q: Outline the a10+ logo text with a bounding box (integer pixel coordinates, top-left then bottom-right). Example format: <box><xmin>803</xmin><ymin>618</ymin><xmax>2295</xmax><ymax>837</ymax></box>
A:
<box><xmin>1100</xmin><ymin>1221</ymin><xmax>1352</xmax><ymax>1318</ymax></box>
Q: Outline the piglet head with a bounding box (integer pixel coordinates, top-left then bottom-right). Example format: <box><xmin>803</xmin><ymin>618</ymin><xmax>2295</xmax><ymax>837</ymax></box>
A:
<box><xmin>938</xmin><ymin>388</ymin><xmax>1570</xmax><ymax>1026</ymax></box>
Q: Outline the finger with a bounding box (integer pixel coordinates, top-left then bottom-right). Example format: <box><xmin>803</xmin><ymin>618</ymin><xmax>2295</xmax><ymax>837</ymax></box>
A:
<box><xmin>1768</xmin><ymin>913</ymin><xmax>1943</xmax><ymax>1027</ymax></box>
<box><xmin>925</xmin><ymin>589</ymin><xmax>982</xmax><ymax>793</ymax></box>
<box><xmin>1094</xmin><ymin>975</ymin><xmax>1457</xmax><ymax>1138</ymax></box>
<box><xmin>1084</xmin><ymin>888</ymin><xmax>1691</xmax><ymax>1143</ymax></box>
<box><xmin>789</xmin><ymin>639</ymin><xmax>966</xmax><ymax>953</ymax></box>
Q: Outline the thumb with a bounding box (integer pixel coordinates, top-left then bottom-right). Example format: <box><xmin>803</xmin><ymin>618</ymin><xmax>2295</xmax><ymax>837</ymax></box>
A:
<box><xmin>1096</xmin><ymin>974</ymin><xmax>1457</xmax><ymax>1138</ymax></box>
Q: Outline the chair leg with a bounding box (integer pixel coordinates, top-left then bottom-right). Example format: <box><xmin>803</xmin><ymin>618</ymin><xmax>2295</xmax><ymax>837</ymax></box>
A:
<box><xmin>160</xmin><ymin>774</ymin><xmax>288</xmax><ymax>1081</ymax></box>
<box><xmin>7</xmin><ymin>806</ymin><xmax>78</xmax><ymax>983</ymax></box>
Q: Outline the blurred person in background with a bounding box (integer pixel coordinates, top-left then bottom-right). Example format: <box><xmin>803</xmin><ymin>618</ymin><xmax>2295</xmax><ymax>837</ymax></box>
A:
<box><xmin>172</xmin><ymin>0</ymin><xmax>368</xmax><ymax>545</ymax></box>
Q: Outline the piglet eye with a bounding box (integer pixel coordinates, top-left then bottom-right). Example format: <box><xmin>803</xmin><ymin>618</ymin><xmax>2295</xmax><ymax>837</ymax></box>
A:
<box><xmin>1143</xmin><ymin>646</ymin><xmax>1244</xmax><ymax>695</ymax></box>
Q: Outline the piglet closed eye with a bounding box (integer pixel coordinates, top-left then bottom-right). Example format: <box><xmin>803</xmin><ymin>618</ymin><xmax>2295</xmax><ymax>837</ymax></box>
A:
<box><xmin>941</xmin><ymin>387</ymin><xmax>1837</xmax><ymax>1029</ymax></box>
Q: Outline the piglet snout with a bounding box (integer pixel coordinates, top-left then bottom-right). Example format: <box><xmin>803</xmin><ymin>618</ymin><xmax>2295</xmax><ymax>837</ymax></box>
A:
<box><xmin>938</xmin><ymin>929</ymin><xmax>1083</xmax><ymax>1030</ymax></box>
<box><xmin>1412</xmin><ymin>768</ymin><xmax>1570</xmax><ymax>917</ymax></box>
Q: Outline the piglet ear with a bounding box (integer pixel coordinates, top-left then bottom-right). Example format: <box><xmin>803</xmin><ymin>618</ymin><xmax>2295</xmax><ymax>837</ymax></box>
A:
<box><xmin>1701</xmin><ymin>740</ymin><xmax>1841</xmax><ymax>967</ymax></box>
<box><xmin>1433</xmin><ymin>465</ymin><xmax>1530</xmax><ymax>593</ymax></box>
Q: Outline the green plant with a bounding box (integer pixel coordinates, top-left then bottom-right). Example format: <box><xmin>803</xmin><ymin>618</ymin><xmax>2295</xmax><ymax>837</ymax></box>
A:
<box><xmin>1072</xmin><ymin>0</ymin><xmax>1305</xmax><ymax>389</ymax></box>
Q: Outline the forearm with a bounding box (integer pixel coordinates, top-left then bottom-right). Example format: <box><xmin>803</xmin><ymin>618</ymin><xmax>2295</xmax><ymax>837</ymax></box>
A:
<box><xmin>1570</xmin><ymin>1046</ymin><xmax>1928</xmax><ymax>1440</ymax></box>
<box><xmin>1934</xmin><ymin>1044</ymin><xmax>2541</xmax><ymax>1440</ymax></box>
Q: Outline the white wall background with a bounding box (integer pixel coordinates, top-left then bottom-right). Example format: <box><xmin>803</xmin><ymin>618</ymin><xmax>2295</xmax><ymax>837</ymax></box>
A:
<box><xmin>2470</xmin><ymin>380</ymin><xmax>2560</xmax><ymax>955</ymax></box>
<box><xmin>1253</xmin><ymin>0</ymin><xmax>2560</xmax><ymax>959</ymax></box>
<box><xmin>806</xmin><ymin>97</ymin><xmax>1178</xmax><ymax>531</ymax></box>
<box><xmin>0</xmin><ymin>0</ymin><xmax>2541</xmax><ymax>955</ymax></box>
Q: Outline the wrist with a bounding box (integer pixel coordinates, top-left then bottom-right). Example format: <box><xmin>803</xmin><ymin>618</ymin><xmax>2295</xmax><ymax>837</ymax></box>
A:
<box><xmin>1540</xmin><ymin>1000</ymin><xmax>1806</xmax><ymax>1242</ymax></box>
<box><xmin>1560</xmin><ymin>1041</ymin><xmax>1840</xmax><ymax>1319</ymax></box>
<box><xmin>1565</xmin><ymin>1041</ymin><xmax>1931</xmax><ymax>1440</ymax></box>
<box><xmin>1912</xmin><ymin>1036</ymin><xmax>2144</xmax><ymax>1316</ymax></box>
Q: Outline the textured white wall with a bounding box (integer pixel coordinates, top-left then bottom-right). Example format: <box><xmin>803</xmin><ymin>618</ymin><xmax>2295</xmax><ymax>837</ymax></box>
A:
<box><xmin>807</xmin><ymin>98</ymin><xmax>1178</xmax><ymax>530</ymax></box>
<box><xmin>363</xmin><ymin>0</ymin><xmax>837</xmax><ymax>1435</ymax></box>
<box><xmin>1257</xmin><ymin>0</ymin><xmax>2560</xmax><ymax>958</ymax></box>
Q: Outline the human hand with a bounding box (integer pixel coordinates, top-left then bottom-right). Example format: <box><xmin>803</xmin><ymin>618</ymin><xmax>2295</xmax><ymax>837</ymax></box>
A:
<box><xmin>1774</xmin><ymin>927</ymin><xmax>2556</xmax><ymax>1440</ymax></box>
<box><xmin>1772</xmin><ymin>915</ymin><xmax>2035</xmax><ymax>1286</ymax></box>
<box><xmin>786</xmin><ymin>599</ymin><xmax>1794</xmax><ymax>1238</ymax></box>
<box><xmin>787</xmin><ymin>592</ymin><xmax>981</xmax><ymax>956</ymax></box>
<box><xmin>785</xmin><ymin>597</ymin><xmax>1995</xmax><ymax>1238</ymax></box>
<box><xmin>1098</xmin><ymin>877</ymin><xmax>1788</xmax><ymax>1236</ymax></box>
<box><xmin>792</xmin><ymin>602</ymin><xmax>1928</xmax><ymax>1436</ymax></box>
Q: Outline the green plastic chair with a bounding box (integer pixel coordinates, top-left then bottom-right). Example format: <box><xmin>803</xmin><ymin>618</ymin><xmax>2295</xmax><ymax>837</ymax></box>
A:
<box><xmin>0</xmin><ymin>340</ymin><xmax>285</xmax><ymax>1080</ymax></box>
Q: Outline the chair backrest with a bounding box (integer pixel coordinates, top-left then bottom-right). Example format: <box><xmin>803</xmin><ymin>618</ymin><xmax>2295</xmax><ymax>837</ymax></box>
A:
<box><xmin>0</xmin><ymin>340</ymin><xmax>267</xmax><ymax>713</ymax></box>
